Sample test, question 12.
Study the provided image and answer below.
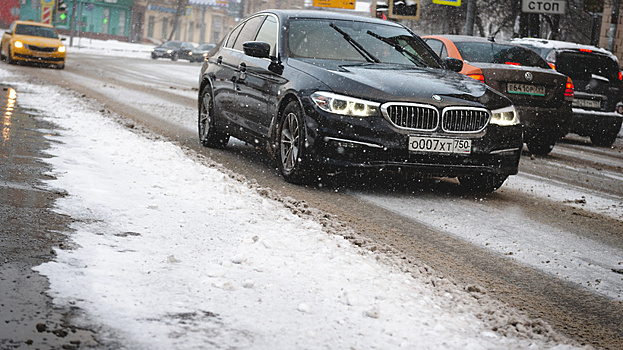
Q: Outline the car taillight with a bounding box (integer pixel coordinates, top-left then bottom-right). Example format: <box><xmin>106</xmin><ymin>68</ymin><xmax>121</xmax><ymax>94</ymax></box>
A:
<box><xmin>505</xmin><ymin>61</ymin><xmax>520</xmax><ymax>66</ymax></box>
<box><xmin>619</xmin><ymin>71</ymin><xmax>622</xmax><ymax>81</ymax></box>
<box><xmin>579</xmin><ymin>48</ymin><xmax>592</xmax><ymax>53</ymax></box>
<box><xmin>564</xmin><ymin>77</ymin><xmax>574</xmax><ymax>101</ymax></box>
<box><xmin>548</xmin><ymin>62</ymin><xmax>556</xmax><ymax>70</ymax></box>
<box><xmin>468</xmin><ymin>74</ymin><xmax>485</xmax><ymax>83</ymax></box>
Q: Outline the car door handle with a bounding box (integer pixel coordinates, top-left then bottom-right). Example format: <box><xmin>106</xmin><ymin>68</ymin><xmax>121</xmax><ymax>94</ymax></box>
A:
<box><xmin>217</xmin><ymin>56</ymin><xmax>222</xmax><ymax>65</ymax></box>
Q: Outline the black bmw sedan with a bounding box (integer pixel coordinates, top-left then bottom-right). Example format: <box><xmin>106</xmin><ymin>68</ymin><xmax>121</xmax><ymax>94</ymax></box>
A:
<box><xmin>198</xmin><ymin>10</ymin><xmax>522</xmax><ymax>192</ymax></box>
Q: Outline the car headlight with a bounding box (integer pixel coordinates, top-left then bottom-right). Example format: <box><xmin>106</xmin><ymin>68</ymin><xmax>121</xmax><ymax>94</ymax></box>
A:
<box><xmin>58</xmin><ymin>45</ymin><xmax>66</xmax><ymax>53</ymax></box>
<box><xmin>167</xmin><ymin>49</ymin><xmax>173</xmax><ymax>54</ymax></box>
<box><xmin>14</xmin><ymin>41</ymin><xmax>23</xmax><ymax>48</ymax></box>
<box><xmin>311</xmin><ymin>92</ymin><xmax>380</xmax><ymax>117</ymax></box>
<box><xmin>490</xmin><ymin>105</ymin><xmax>519</xmax><ymax>126</ymax></box>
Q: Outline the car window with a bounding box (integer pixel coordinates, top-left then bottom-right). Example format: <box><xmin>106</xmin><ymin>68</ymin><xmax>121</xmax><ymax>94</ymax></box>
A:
<box><xmin>14</xmin><ymin>24</ymin><xmax>58</xmax><ymax>39</ymax></box>
<box><xmin>232</xmin><ymin>15</ymin><xmax>265</xmax><ymax>51</ymax></box>
<box><xmin>181</xmin><ymin>42</ymin><xmax>194</xmax><ymax>49</ymax></box>
<box><xmin>288</xmin><ymin>19</ymin><xmax>441</xmax><ymax>68</ymax></box>
<box><xmin>255</xmin><ymin>15</ymin><xmax>278</xmax><ymax>56</ymax></box>
<box><xmin>225</xmin><ymin>24</ymin><xmax>243</xmax><ymax>49</ymax></box>
<box><xmin>557</xmin><ymin>52</ymin><xmax>620</xmax><ymax>82</ymax></box>
<box><xmin>425</xmin><ymin>39</ymin><xmax>442</xmax><ymax>56</ymax></box>
<box><xmin>454</xmin><ymin>42</ymin><xmax>550</xmax><ymax>69</ymax></box>
<box><xmin>163</xmin><ymin>41</ymin><xmax>182</xmax><ymax>48</ymax></box>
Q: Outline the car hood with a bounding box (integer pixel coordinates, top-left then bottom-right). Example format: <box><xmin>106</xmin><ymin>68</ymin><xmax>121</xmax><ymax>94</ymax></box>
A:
<box><xmin>288</xmin><ymin>59</ymin><xmax>510</xmax><ymax>109</ymax></box>
<box><xmin>13</xmin><ymin>34</ymin><xmax>62</xmax><ymax>47</ymax></box>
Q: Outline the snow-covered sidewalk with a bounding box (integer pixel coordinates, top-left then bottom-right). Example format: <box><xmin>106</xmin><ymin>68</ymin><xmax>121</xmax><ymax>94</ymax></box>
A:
<box><xmin>1</xmin><ymin>66</ymin><xmax>583</xmax><ymax>349</ymax></box>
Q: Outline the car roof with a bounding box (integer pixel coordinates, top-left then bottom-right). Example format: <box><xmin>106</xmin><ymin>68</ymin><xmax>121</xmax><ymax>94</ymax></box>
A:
<box><xmin>425</xmin><ymin>34</ymin><xmax>523</xmax><ymax>47</ymax></box>
<box><xmin>256</xmin><ymin>9</ymin><xmax>403</xmax><ymax>28</ymax></box>
<box><xmin>511</xmin><ymin>38</ymin><xmax>617</xmax><ymax>60</ymax></box>
<box><xmin>13</xmin><ymin>20</ymin><xmax>56</xmax><ymax>28</ymax></box>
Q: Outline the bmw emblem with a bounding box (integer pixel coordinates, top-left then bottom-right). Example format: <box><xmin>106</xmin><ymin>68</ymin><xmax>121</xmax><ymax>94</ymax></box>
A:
<box><xmin>525</xmin><ymin>72</ymin><xmax>533</xmax><ymax>81</ymax></box>
<box><xmin>432</xmin><ymin>94</ymin><xmax>443</xmax><ymax>102</ymax></box>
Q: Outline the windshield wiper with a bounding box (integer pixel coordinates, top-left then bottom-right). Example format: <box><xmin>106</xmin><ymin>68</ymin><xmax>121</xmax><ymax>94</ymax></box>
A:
<box><xmin>330</xmin><ymin>23</ymin><xmax>380</xmax><ymax>63</ymax></box>
<box><xmin>366</xmin><ymin>30</ymin><xmax>427</xmax><ymax>67</ymax></box>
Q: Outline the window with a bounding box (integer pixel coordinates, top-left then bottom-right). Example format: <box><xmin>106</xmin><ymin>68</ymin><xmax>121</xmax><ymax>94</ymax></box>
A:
<box><xmin>162</xmin><ymin>18</ymin><xmax>168</xmax><ymax>40</ymax></box>
<box><xmin>255</xmin><ymin>15</ymin><xmax>278</xmax><ymax>56</ymax></box>
<box><xmin>118</xmin><ymin>11</ymin><xmax>126</xmax><ymax>36</ymax></box>
<box><xmin>232</xmin><ymin>15</ymin><xmax>265</xmax><ymax>51</ymax></box>
<box><xmin>147</xmin><ymin>16</ymin><xmax>155</xmax><ymax>38</ymax></box>
<box><xmin>225</xmin><ymin>23</ymin><xmax>243</xmax><ymax>48</ymax></box>
<box><xmin>454</xmin><ymin>42</ymin><xmax>550</xmax><ymax>69</ymax></box>
<box><xmin>425</xmin><ymin>39</ymin><xmax>446</xmax><ymax>58</ymax></box>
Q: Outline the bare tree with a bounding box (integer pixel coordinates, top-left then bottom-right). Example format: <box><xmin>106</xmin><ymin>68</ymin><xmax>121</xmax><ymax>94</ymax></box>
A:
<box><xmin>168</xmin><ymin>0</ymin><xmax>190</xmax><ymax>41</ymax></box>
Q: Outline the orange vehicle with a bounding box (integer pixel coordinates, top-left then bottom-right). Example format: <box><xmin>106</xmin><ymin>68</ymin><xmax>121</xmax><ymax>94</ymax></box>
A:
<box><xmin>423</xmin><ymin>35</ymin><xmax>574</xmax><ymax>155</ymax></box>
<box><xmin>1</xmin><ymin>20</ymin><xmax>66</xmax><ymax>69</ymax></box>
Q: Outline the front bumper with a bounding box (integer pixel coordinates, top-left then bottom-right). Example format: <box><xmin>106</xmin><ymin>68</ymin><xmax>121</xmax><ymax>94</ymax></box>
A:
<box><xmin>302</xmin><ymin>107</ymin><xmax>523</xmax><ymax>178</ymax></box>
<box><xmin>12</xmin><ymin>46</ymin><xmax>64</xmax><ymax>64</ymax></box>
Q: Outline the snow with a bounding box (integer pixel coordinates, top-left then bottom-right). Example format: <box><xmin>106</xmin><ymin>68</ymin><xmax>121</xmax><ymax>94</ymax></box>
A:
<box><xmin>0</xmin><ymin>40</ymin><xmax>587</xmax><ymax>349</ymax></box>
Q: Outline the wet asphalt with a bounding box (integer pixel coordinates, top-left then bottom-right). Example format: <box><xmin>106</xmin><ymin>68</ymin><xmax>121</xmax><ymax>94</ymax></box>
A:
<box><xmin>0</xmin><ymin>84</ymin><xmax>98</xmax><ymax>349</ymax></box>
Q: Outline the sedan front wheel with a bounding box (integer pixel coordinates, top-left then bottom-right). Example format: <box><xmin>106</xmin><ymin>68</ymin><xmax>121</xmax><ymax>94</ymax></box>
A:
<box><xmin>277</xmin><ymin>101</ymin><xmax>312</xmax><ymax>184</ymax></box>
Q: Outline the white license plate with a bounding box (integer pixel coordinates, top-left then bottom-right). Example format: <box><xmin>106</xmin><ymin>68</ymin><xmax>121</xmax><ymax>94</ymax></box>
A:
<box><xmin>507</xmin><ymin>83</ymin><xmax>546</xmax><ymax>96</ymax></box>
<box><xmin>573</xmin><ymin>98</ymin><xmax>601</xmax><ymax>109</ymax></box>
<box><xmin>408</xmin><ymin>136</ymin><xmax>471</xmax><ymax>154</ymax></box>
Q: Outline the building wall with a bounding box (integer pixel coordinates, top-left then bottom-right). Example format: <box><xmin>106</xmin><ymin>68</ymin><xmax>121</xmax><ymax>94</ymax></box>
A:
<box><xmin>18</xmin><ymin>0</ymin><xmax>133</xmax><ymax>41</ymax></box>
<box><xmin>600</xmin><ymin>2</ymin><xmax>623</xmax><ymax>63</ymax></box>
<box><xmin>138</xmin><ymin>0</ymin><xmax>237</xmax><ymax>44</ymax></box>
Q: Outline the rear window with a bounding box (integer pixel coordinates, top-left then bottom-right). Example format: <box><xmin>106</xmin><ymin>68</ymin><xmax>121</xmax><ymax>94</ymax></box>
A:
<box><xmin>556</xmin><ymin>52</ymin><xmax>620</xmax><ymax>82</ymax></box>
<box><xmin>455</xmin><ymin>42</ymin><xmax>550</xmax><ymax>69</ymax></box>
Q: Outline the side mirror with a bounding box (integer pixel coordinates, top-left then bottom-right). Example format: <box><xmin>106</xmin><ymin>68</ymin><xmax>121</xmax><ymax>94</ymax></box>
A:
<box><xmin>243</xmin><ymin>41</ymin><xmax>271</xmax><ymax>59</ymax></box>
<box><xmin>5</xmin><ymin>30</ymin><xmax>12</xmax><ymax>36</ymax></box>
<box><xmin>444</xmin><ymin>57</ymin><xmax>463</xmax><ymax>72</ymax></box>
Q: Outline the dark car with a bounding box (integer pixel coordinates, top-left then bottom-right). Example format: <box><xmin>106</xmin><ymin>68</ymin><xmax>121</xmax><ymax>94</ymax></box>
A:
<box><xmin>198</xmin><ymin>10</ymin><xmax>523</xmax><ymax>192</ymax></box>
<box><xmin>423</xmin><ymin>35</ymin><xmax>573</xmax><ymax>155</ymax></box>
<box><xmin>513</xmin><ymin>38</ymin><xmax>623</xmax><ymax>147</ymax></box>
<box><xmin>151</xmin><ymin>41</ymin><xmax>196</xmax><ymax>61</ymax></box>
<box><xmin>189</xmin><ymin>43</ymin><xmax>216</xmax><ymax>62</ymax></box>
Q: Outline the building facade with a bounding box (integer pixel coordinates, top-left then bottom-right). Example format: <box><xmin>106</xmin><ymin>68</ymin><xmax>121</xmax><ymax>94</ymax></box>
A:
<box><xmin>600</xmin><ymin>2</ymin><xmax>623</xmax><ymax>63</ymax></box>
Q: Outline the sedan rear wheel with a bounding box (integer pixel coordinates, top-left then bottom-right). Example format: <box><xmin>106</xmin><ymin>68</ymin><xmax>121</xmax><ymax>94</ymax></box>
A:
<box><xmin>198</xmin><ymin>87</ymin><xmax>229</xmax><ymax>148</ymax></box>
<box><xmin>278</xmin><ymin>101</ymin><xmax>311</xmax><ymax>184</ymax></box>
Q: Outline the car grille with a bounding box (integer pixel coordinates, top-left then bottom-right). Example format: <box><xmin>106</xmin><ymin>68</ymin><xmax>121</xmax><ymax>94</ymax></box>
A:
<box><xmin>382</xmin><ymin>103</ymin><xmax>489</xmax><ymax>133</ymax></box>
<box><xmin>441</xmin><ymin>107</ymin><xmax>490</xmax><ymax>132</ymax></box>
<box><xmin>26</xmin><ymin>44</ymin><xmax>57</xmax><ymax>52</ymax></box>
<box><xmin>382</xmin><ymin>103</ymin><xmax>439</xmax><ymax>131</ymax></box>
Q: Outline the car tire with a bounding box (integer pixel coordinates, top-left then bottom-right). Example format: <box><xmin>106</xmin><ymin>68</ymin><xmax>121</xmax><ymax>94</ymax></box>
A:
<box><xmin>55</xmin><ymin>63</ymin><xmax>65</xmax><ymax>70</ymax></box>
<box><xmin>171</xmin><ymin>52</ymin><xmax>178</xmax><ymax>61</ymax></box>
<box><xmin>7</xmin><ymin>48</ymin><xmax>15</xmax><ymax>65</ymax></box>
<box><xmin>198</xmin><ymin>86</ymin><xmax>229</xmax><ymax>148</ymax></box>
<box><xmin>590</xmin><ymin>120</ymin><xmax>621</xmax><ymax>147</ymax></box>
<box><xmin>525</xmin><ymin>139</ymin><xmax>555</xmax><ymax>155</ymax></box>
<box><xmin>459</xmin><ymin>173</ymin><xmax>507</xmax><ymax>193</ymax></box>
<box><xmin>151</xmin><ymin>53</ymin><xmax>157</xmax><ymax>59</ymax></box>
<box><xmin>277</xmin><ymin>101</ymin><xmax>312</xmax><ymax>184</ymax></box>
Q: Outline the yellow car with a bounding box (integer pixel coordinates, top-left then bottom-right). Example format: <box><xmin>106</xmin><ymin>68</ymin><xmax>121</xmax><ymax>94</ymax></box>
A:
<box><xmin>1</xmin><ymin>20</ymin><xmax>66</xmax><ymax>69</ymax></box>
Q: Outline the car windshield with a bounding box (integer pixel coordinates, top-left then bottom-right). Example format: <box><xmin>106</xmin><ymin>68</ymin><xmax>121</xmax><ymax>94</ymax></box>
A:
<box><xmin>288</xmin><ymin>19</ymin><xmax>441</xmax><ymax>68</ymax></box>
<box><xmin>162</xmin><ymin>41</ymin><xmax>182</xmax><ymax>48</ymax></box>
<box><xmin>14</xmin><ymin>24</ymin><xmax>58</xmax><ymax>39</ymax></box>
<box><xmin>197</xmin><ymin>44</ymin><xmax>214</xmax><ymax>50</ymax></box>
<box><xmin>556</xmin><ymin>52</ymin><xmax>620</xmax><ymax>82</ymax></box>
<box><xmin>455</xmin><ymin>42</ymin><xmax>550</xmax><ymax>69</ymax></box>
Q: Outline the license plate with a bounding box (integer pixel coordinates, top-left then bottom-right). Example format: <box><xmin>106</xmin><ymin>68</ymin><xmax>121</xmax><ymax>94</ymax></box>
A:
<box><xmin>408</xmin><ymin>136</ymin><xmax>471</xmax><ymax>154</ymax></box>
<box><xmin>572</xmin><ymin>98</ymin><xmax>601</xmax><ymax>109</ymax></box>
<box><xmin>507</xmin><ymin>83</ymin><xmax>546</xmax><ymax>96</ymax></box>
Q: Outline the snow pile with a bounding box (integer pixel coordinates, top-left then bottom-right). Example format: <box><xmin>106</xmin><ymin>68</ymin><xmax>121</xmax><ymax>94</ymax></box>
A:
<box><xmin>0</xmin><ymin>69</ymin><xmax>583</xmax><ymax>349</ymax></box>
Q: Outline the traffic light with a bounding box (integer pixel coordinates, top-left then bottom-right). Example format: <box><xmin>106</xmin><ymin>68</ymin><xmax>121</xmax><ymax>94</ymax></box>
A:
<box><xmin>56</xmin><ymin>0</ymin><xmax>67</xmax><ymax>13</ymax></box>
<box><xmin>56</xmin><ymin>0</ymin><xmax>68</xmax><ymax>25</ymax></box>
